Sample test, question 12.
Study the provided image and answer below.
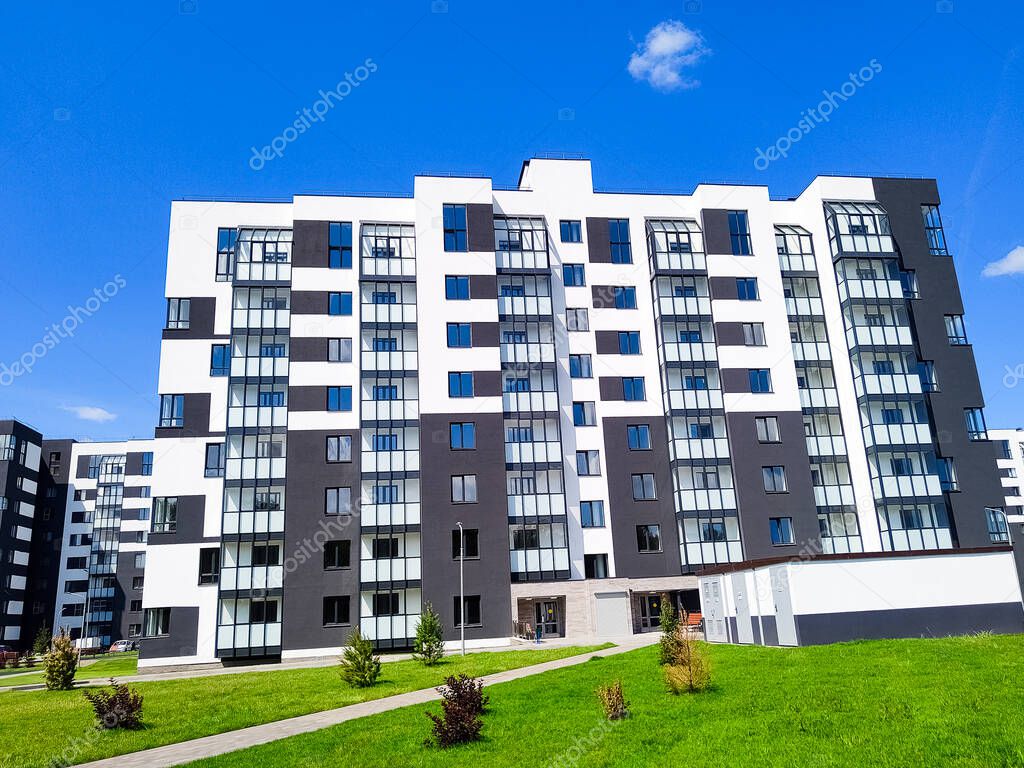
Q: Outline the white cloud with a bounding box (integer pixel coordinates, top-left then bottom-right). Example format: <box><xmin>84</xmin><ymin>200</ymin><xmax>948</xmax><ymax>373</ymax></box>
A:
<box><xmin>61</xmin><ymin>405</ymin><xmax>117</xmax><ymax>423</ymax></box>
<box><xmin>628</xmin><ymin>20</ymin><xmax>709</xmax><ymax>92</ymax></box>
<box><xmin>982</xmin><ymin>245</ymin><xmax>1024</xmax><ymax>277</ymax></box>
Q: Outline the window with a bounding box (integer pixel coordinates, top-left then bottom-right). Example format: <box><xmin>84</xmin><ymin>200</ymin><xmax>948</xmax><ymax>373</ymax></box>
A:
<box><xmin>872</xmin><ymin>360</ymin><xmax>896</xmax><ymax>375</ymax></box>
<box><xmin>447</xmin><ymin>323</ymin><xmax>472</xmax><ymax>348</ymax></box>
<box><xmin>729</xmin><ymin>211</ymin><xmax>752</xmax><ymax>255</ymax></box>
<box><xmin>581</xmin><ymin>500</ymin><xmax>605</xmax><ymax>528</ymax></box>
<box><xmin>618</xmin><ymin>331</ymin><xmax>641</xmax><ymax>354</ymax></box>
<box><xmin>204</xmin><ymin>443</ymin><xmax>225</xmax><ymax>478</ymax></box>
<box><xmin>373</xmin><ymin>593</ymin><xmax>401</xmax><ymax>616</ymax></box>
<box><xmin>371</xmin><ymin>291</ymin><xmax>396</xmax><ymax>305</ymax></box>
<box><xmin>689</xmin><ymin>420</ymin><xmax>713</xmax><ymax>439</ymax></box>
<box><xmin>443</xmin><ymin>204</ymin><xmax>468</xmax><ymax>251</ymax></box>
<box><xmin>881</xmin><ymin>408</ymin><xmax>904</xmax><ymax>425</ymax></box>
<box><xmin>748</xmin><ymin>369</ymin><xmax>772</xmax><ymax>393</ymax></box>
<box><xmin>613</xmin><ymin>286</ymin><xmax>637</xmax><ymax>309</ymax></box>
<box><xmin>736</xmin><ymin>277</ymin><xmax>759</xmax><ymax>300</ymax></box>
<box><xmin>560</xmin><ymin>219</ymin><xmax>582</xmax><ymax>243</ymax></box>
<box><xmin>324</xmin><ymin>541</ymin><xmax>351</xmax><ymax>569</ymax></box>
<box><xmin>454</xmin><ymin>595</ymin><xmax>482</xmax><ymax>627</ymax></box>
<box><xmin>918</xmin><ymin>361</ymin><xmax>938</xmax><ymax>392</ymax></box>
<box><xmin>636</xmin><ymin>524</ymin><xmax>662</xmax><ymax>553</ymax></box>
<box><xmin>567</xmin><ymin>308</ymin><xmax>589</xmax><ymax>332</ymax></box>
<box><xmin>899</xmin><ymin>508</ymin><xmax>923</xmax><ymax>529</ymax></box>
<box><xmin>627</xmin><ymin>424</ymin><xmax>652</xmax><ymax>450</ymax></box>
<box><xmin>631</xmin><ymin>473</ymin><xmax>657</xmax><ymax>500</ymax></box>
<box><xmin>259</xmin><ymin>390</ymin><xmax>285</xmax><ymax>407</ymax></box>
<box><xmin>325</xmin><ymin>487</ymin><xmax>352</xmax><ymax>515</ymax></box>
<box><xmin>372</xmin><ymin>537</ymin><xmax>399</xmax><ymax>559</ymax></box>
<box><xmin>141</xmin><ymin>452</ymin><xmax>153</xmax><ymax>476</ymax></box>
<box><xmin>159</xmin><ymin>394</ymin><xmax>184</xmax><ymax>427</ymax></box>
<box><xmin>129</xmin><ymin>599</ymin><xmax>143</xmax><ymax>612</ymax></box>
<box><xmin>445</xmin><ymin>275</ymin><xmax>470</xmax><ymax>300</ymax></box>
<box><xmin>328</xmin><ymin>221</ymin><xmax>353</xmax><ymax>268</ymax></box>
<box><xmin>450</xmin><ymin>422</ymin><xmax>476</xmax><ymax>449</ymax></box>
<box><xmin>945</xmin><ymin>314</ymin><xmax>968</xmax><ymax>345</ymax></box>
<box><xmin>452</xmin><ymin>528</ymin><xmax>480</xmax><ymax>559</ymax></box>
<box><xmin>250</xmin><ymin>601</ymin><xmax>278</xmax><ymax>623</ymax></box>
<box><xmin>252</xmin><ymin>544</ymin><xmax>281</xmax><ymax>567</ymax></box>
<box><xmin>374</xmin><ymin>484</ymin><xmax>398</xmax><ymax>504</ymax></box>
<box><xmin>922</xmin><ymin>205</ymin><xmax>948</xmax><ymax>255</ymax></box>
<box><xmin>569</xmin><ymin>354</ymin><xmax>592</xmax><ymax>378</ymax></box>
<box><xmin>372</xmin><ymin>384</ymin><xmax>398</xmax><ymax>401</ymax></box>
<box><xmin>132</xmin><ymin>576</ymin><xmax>144</xmax><ymax>590</ymax></box>
<box><xmin>936</xmin><ymin>457</ymin><xmax>959</xmax><ymax>492</ymax></box>
<box><xmin>372</xmin><ymin>433</ymin><xmax>398</xmax><ymax>452</ymax></box>
<box><xmin>572</xmin><ymin>402</ymin><xmax>597</xmax><ymax>427</ymax></box>
<box><xmin>965</xmin><ymin>408</ymin><xmax>988</xmax><ymax>441</ymax></box>
<box><xmin>755</xmin><ymin>416</ymin><xmax>780</xmax><ymax>443</ymax></box>
<box><xmin>622</xmin><ymin>377</ymin><xmax>646</xmax><ymax>401</ymax></box>
<box><xmin>328</xmin><ymin>338</ymin><xmax>353</xmax><ymax>362</ymax></box>
<box><xmin>987</xmin><ymin>507</ymin><xmax>1009</xmax><ymax>544</ymax></box>
<box><xmin>769</xmin><ymin>517</ymin><xmax>794</xmax><ymax>545</ymax></box>
<box><xmin>695</xmin><ymin>468</ymin><xmax>720</xmax><ymax>489</ymax></box>
<box><xmin>216</xmin><ymin>227</ymin><xmax>238</xmax><ymax>280</ymax></box>
<box><xmin>576</xmin><ymin>450</ymin><xmax>601</xmax><ymax>476</ymax></box>
<box><xmin>327</xmin><ymin>386</ymin><xmax>352</xmax><ymax>411</ymax></box>
<box><xmin>762</xmin><ymin>466</ymin><xmax>788</xmax><ymax>493</ymax></box>
<box><xmin>209</xmin><ymin>344</ymin><xmax>231</xmax><ymax>376</ymax></box>
<box><xmin>684</xmin><ymin>374</ymin><xmax>708</xmax><ymax>391</ymax></box>
<box><xmin>891</xmin><ymin>457</ymin><xmax>913</xmax><ymax>476</ymax></box>
<box><xmin>166</xmin><ymin>298</ymin><xmax>191</xmax><ymax>329</ymax></box>
<box><xmin>323</xmin><ymin>596</ymin><xmax>351</xmax><ymax>626</ymax></box>
<box><xmin>701</xmin><ymin>520</ymin><xmax>727</xmax><ymax>542</ymax></box>
<box><xmin>584</xmin><ymin>553</ymin><xmax>608</xmax><ymax>578</ymax></box>
<box><xmin>563</xmin><ymin>264</ymin><xmax>586</xmax><ymax>287</ymax></box>
<box><xmin>609</xmin><ymin>218</ymin><xmax>632</xmax><ymax>264</ymax></box>
<box><xmin>328</xmin><ymin>292</ymin><xmax>353</xmax><ymax>316</ymax></box>
<box><xmin>451</xmin><ymin>474</ymin><xmax>478</xmax><ymax>504</ymax></box>
<box><xmin>260</xmin><ymin>342</ymin><xmax>286</xmax><ymax>358</ymax></box>
<box><xmin>151</xmin><ymin>497</ymin><xmax>177</xmax><ymax>533</ymax></box>
<box><xmin>448</xmin><ymin>372</ymin><xmax>474</xmax><ymax>398</ymax></box>
<box><xmin>143</xmin><ymin>607</ymin><xmax>170</xmax><ymax>637</ymax></box>
<box><xmin>326</xmin><ymin>435</ymin><xmax>352</xmax><ymax>463</ymax></box>
<box><xmin>742</xmin><ymin>322</ymin><xmax>766</xmax><ymax>346</ymax></box>
<box><xmin>198</xmin><ymin>548</ymin><xmax>220</xmax><ymax>585</ymax></box>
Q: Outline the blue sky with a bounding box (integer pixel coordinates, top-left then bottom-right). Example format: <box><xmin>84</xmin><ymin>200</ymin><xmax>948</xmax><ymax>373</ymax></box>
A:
<box><xmin>1</xmin><ymin>0</ymin><xmax>1022</xmax><ymax>440</ymax></box>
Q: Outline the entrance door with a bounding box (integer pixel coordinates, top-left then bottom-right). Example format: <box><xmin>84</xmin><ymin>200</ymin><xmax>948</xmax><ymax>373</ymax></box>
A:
<box><xmin>535</xmin><ymin>601</ymin><xmax>559</xmax><ymax>637</ymax></box>
<box><xmin>638</xmin><ymin>594</ymin><xmax>663</xmax><ymax>632</ymax></box>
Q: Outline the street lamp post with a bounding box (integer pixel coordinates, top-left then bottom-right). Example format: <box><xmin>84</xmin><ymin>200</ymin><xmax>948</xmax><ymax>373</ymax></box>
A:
<box><xmin>456</xmin><ymin>521</ymin><xmax>465</xmax><ymax>656</ymax></box>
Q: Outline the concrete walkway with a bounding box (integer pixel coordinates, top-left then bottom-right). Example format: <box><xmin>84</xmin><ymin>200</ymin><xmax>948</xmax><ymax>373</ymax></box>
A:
<box><xmin>0</xmin><ymin>636</ymin><xmax>595</xmax><ymax>691</ymax></box>
<box><xmin>75</xmin><ymin>635</ymin><xmax>656</xmax><ymax>768</ymax></box>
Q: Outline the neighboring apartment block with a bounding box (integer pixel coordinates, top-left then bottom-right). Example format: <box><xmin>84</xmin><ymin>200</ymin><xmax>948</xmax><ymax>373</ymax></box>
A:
<box><xmin>131</xmin><ymin>157</ymin><xmax>1017</xmax><ymax>668</ymax></box>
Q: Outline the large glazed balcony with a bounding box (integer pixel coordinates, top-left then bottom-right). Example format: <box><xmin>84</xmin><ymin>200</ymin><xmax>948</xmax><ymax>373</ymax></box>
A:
<box><xmin>653</xmin><ymin>276</ymin><xmax>711</xmax><ymax>318</ymax></box>
<box><xmin>360</xmin><ymin>223</ymin><xmax>416</xmax><ymax>279</ymax></box>
<box><xmin>232</xmin><ymin>287</ymin><xmax>290</xmax><ymax>330</ymax></box>
<box><xmin>229</xmin><ymin>336</ymin><xmax>289</xmax><ymax>378</ymax></box>
<box><xmin>665</xmin><ymin>368</ymin><xmax>723</xmax><ymax>411</ymax></box>
<box><xmin>359</xmin><ymin>588</ymin><xmax>421</xmax><ymax>644</ymax></box>
<box><xmin>495</xmin><ymin>217</ymin><xmax>549</xmax><ymax>271</ymax></box>
<box><xmin>679</xmin><ymin>516</ymin><xmax>744</xmax><ymax>567</ymax></box>
<box><xmin>854</xmin><ymin>372</ymin><xmax>923</xmax><ymax>398</ymax></box>
<box><xmin>361</xmin><ymin>430</ymin><xmax>419</xmax><ymax>474</ymax></box>
<box><xmin>360</xmin><ymin>294</ymin><xmax>417</xmax><ymax>325</ymax></box>
<box><xmin>823</xmin><ymin>202</ymin><xmax>896</xmax><ymax>257</ymax></box>
<box><xmin>360</xmin><ymin>480</ymin><xmax>420</xmax><ymax>527</ymax></box>
<box><xmin>227</xmin><ymin>385</ymin><xmax>288</xmax><ymax>430</ymax></box>
<box><xmin>498</xmin><ymin>275</ymin><xmax>552</xmax><ymax>317</ymax></box>
<box><xmin>646</xmin><ymin>219</ymin><xmax>707</xmax><ymax>273</ymax></box>
<box><xmin>234</xmin><ymin>228</ymin><xmax>291</xmax><ymax>283</ymax></box>
<box><xmin>360</xmin><ymin>533</ymin><xmax>421</xmax><ymax>584</ymax></box>
<box><xmin>222</xmin><ymin>485</ymin><xmax>285</xmax><ymax>536</ymax></box>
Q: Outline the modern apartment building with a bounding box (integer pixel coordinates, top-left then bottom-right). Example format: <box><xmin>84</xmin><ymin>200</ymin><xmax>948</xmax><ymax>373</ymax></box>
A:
<box><xmin>992</xmin><ymin>429</ymin><xmax>1024</xmax><ymax>522</ymax></box>
<box><xmin>134</xmin><ymin>157</ymin><xmax>1019</xmax><ymax>668</ymax></box>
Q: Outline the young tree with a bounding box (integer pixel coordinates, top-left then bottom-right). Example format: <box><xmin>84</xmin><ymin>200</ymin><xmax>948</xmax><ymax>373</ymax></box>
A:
<box><xmin>43</xmin><ymin>627</ymin><xmax>78</xmax><ymax>691</ymax></box>
<box><xmin>658</xmin><ymin>595</ymin><xmax>681</xmax><ymax>665</ymax></box>
<box><xmin>32</xmin><ymin>624</ymin><xmax>51</xmax><ymax>657</ymax></box>
<box><xmin>664</xmin><ymin>624</ymin><xmax>712</xmax><ymax>694</ymax></box>
<box><xmin>413</xmin><ymin>603</ymin><xmax>445</xmax><ymax>666</ymax></box>
<box><xmin>339</xmin><ymin>628</ymin><xmax>381</xmax><ymax>688</ymax></box>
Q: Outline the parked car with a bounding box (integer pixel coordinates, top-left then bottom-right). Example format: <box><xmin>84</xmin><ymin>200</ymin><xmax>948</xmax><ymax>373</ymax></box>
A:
<box><xmin>108</xmin><ymin>640</ymin><xmax>137</xmax><ymax>653</ymax></box>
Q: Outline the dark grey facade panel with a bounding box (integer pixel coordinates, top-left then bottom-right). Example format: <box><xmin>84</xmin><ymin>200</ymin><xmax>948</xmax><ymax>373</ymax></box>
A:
<box><xmin>147</xmin><ymin>495</ymin><xmax>215</xmax><ymax>545</ymax></box>
<box><xmin>720</xmin><ymin>368</ymin><xmax>750</xmax><ymax>394</ymax></box>
<box><xmin>292</xmin><ymin>220</ymin><xmax>330</xmax><ymax>268</ymax></box>
<box><xmin>288</xmin><ymin>386</ymin><xmax>328</xmax><ymax>412</ymax></box>
<box><xmin>154</xmin><ymin>393</ymin><xmax>218</xmax><ymax>439</ymax></box>
<box><xmin>586</xmin><ymin>218</ymin><xmax>611</xmax><ymax>263</ymax></box>
<box><xmin>76</xmin><ymin>454</ymin><xmax>92</xmax><ymax>479</ymax></box>
<box><xmin>872</xmin><ymin>178</ymin><xmax>1004</xmax><ymax>548</ymax></box>
<box><xmin>794</xmin><ymin>601</ymin><xmax>1024</xmax><ymax>645</ymax></box>
<box><xmin>282</xmin><ymin>429</ymin><xmax>361</xmax><ymax>652</ymax></box>
<box><xmin>290</xmin><ymin>291</ymin><xmax>329</xmax><ymax>315</ymax></box>
<box><xmin>139</xmin><ymin>606</ymin><xmax>200</xmax><ymax>660</ymax></box>
<box><xmin>708</xmin><ymin>276</ymin><xmax>738</xmax><ymax>300</ymax></box>
<box><xmin>601</xmin><ymin>417</ymin><xmax>681</xmax><ymax>578</ymax></box>
<box><xmin>471</xmin><ymin>322</ymin><xmax>499</xmax><ymax>347</ymax></box>
<box><xmin>591</xmin><ymin>285</ymin><xmax>618</xmax><ymax>309</ymax></box>
<box><xmin>161</xmin><ymin>298</ymin><xmax>223</xmax><ymax>340</ymax></box>
<box><xmin>115</xmin><ymin>550</ymin><xmax>146</xmax><ymax>643</ymax></box>
<box><xmin>725</xmin><ymin>411</ymin><xmax>820</xmax><ymax>561</ymax></box>
<box><xmin>125</xmin><ymin>452</ymin><xmax>145</xmax><ymax>476</ymax></box>
<box><xmin>714</xmin><ymin>322</ymin><xmax>747</xmax><ymax>346</ymax></box>
<box><xmin>290</xmin><ymin>337</ymin><xmax>328</xmax><ymax>363</ymax></box>
<box><xmin>594</xmin><ymin>331</ymin><xmax>621</xmax><ymax>355</ymax></box>
<box><xmin>469</xmin><ymin>274</ymin><xmax>498</xmax><ymax>300</ymax></box>
<box><xmin>419</xmin><ymin>413</ymin><xmax>511</xmax><ymax>642</ymax></box>
<box><xmin>473</xmin><ymin>370</ymin><xmax>502</xmax><ymax>397</ymax></box>
<box><xmin>700</xmin><ymin>209</ymin><xmax>732</xmax><ymax>255</ymax></box>
<box><xmin>598</xmin><ymin>377</ymin><xmax>623</xmax><ymax>401</ymax></box>
<box><xmin>466</xmin><ymin>203</ymin><xmax>494</xmax><ymax>253</ymax></box>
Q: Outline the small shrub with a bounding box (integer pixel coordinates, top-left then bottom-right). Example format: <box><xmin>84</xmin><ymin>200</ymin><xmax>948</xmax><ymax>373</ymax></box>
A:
<box><xmin>32</xmin><ymin>625</ymin><xmax>51</xmax><ymax>657</ymax></box>
<box><xmin>425</xmin><ymin>675</ymin><xmax>488</xmax><ymax>748</ymax></box>
<box><xmin>338</xmin><ymin>628</ymin><xmax>381</xmax><ymax>688</ymax></box>
<box><xmin>658</xmin><ymin>597</ymin><xmax>681</xmax><ymax>665</ymax></box>
<box><xmin>10</xmin><ymin>655</ymin><xmax>20</xmax><ymax>669</ymax></box>
<box><xmin>20</xmin><ymin>654</ymin><xmax>35</xmax><ymax>669</ymax></box>
<box><xmin>83</xmin><ymin>679</ymin><xmax>144</xmax><ymax>729</ymax></box>
<box><xmin>43</xmin><ymin>627</ymin><xmax>78</xmax><ymax>691</ymax></box>
<box><xmin>596</xmin><ymin>680</ymin><xmax>629</xmax><ymax>720</ymax></box>
<box><xmin>664</xmin><ymin>626</ymin><xmax>712</xmax><ymax>694</ymax></box>
<box><xmin>413</xmin><ymin>603</ymin><xmax>446</xmax><ymax>666</ymax></box>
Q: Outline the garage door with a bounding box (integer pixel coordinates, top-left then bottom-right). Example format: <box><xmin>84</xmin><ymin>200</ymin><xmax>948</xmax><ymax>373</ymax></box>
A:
<box><xmin>594</xmin><ymin>591</ymin><xmax>631</xmax><ymax>637</ymax></box>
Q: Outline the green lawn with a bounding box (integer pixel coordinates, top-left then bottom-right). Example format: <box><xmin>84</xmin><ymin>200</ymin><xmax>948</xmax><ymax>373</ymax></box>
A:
<box><xmin>0</xmin><ymin>653</ymin><xmax>138</xmax><ymax>687</ymax></box>
<box><xmin>0</xmin><ymin>645</ymin><xmax>606</xmax><ymax>768</ymax></box>
<box><xmin>186</xmin><ymin>634</ymin><xmax>1024</xmax><ymax>768</ymax></box>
